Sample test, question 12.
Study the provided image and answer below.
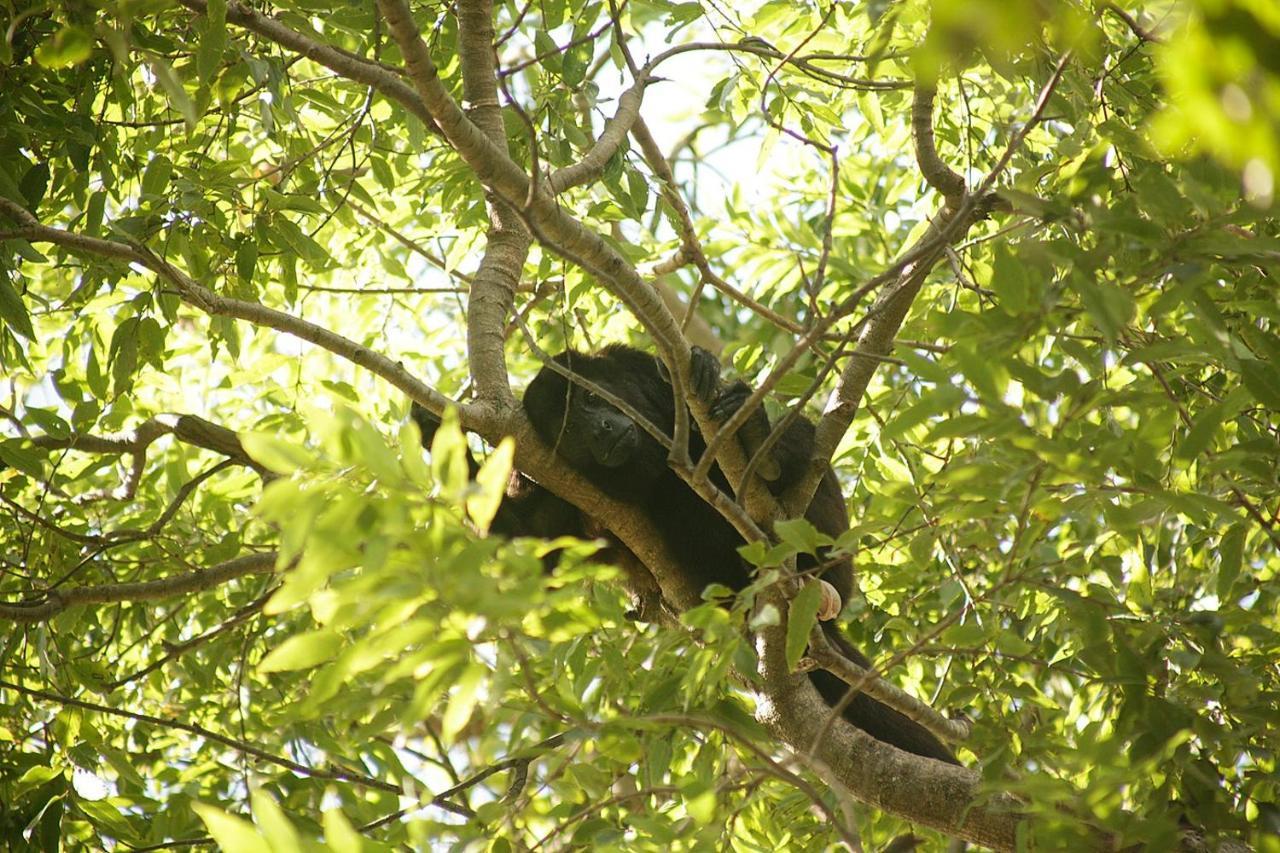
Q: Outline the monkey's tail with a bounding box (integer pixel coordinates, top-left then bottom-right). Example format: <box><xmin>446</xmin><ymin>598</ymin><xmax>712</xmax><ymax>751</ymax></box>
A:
<box><xmin>807</xmin><ymin>624</ymin><xmax>959</xmax><ymax>765</ymax></box>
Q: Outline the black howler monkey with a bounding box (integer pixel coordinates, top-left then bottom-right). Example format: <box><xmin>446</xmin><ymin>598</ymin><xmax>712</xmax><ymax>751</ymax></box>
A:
<box><xmin>414</xmin><ymin>345</ymin><xmax>957</xmax><ymax>764</ymax></box>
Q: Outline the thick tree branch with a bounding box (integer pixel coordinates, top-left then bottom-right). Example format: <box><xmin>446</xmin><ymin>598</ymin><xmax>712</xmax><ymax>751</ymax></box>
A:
<box><xmin>374</xmin><ymin>0</ymin><xmax>711</xmax><ymax>471</ymax></box>
<box><xmin>0</xmin><ymin>198</ymin><xmax>712</xmax><ymax>618</ymax></box>
<box><xmin>755</xmin><ymin>613</ymin><xmax>1023</xmax><ymax>850</ymax></box>
<box><xmin>457</xmin><ymin>0</ymin><xmax>532</xmax><ymax>405</ymax></box>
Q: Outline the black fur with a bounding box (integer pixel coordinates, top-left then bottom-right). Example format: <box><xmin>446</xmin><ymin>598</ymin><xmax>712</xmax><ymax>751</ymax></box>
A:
<box><xmin>521</xmin><ymin>345</ymin><xmax>958</xmax><ymax>764</ymax></box>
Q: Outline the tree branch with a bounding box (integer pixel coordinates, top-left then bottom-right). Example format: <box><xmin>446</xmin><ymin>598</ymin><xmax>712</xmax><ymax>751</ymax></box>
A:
<box><xmin>0</xmin><ymin>552</ymin><xmax>277</xmax><ymax>623</ymax></box>
<box><xmin>549</xmin><ymin>74</ymin><xmax>651</xmax><ymax>193</ymax></box>
<box><xmin>912</xmin><ymin>83</ymin><xmax>967</xmax><ymax>202</ymax></box>
<box><xmin>456</xmin><ymin>0</ymin><xmax>532</xmax><ymax>405</ymax></box>
<box><xmin>178</xmin><ymin>0</ymin><xmax>441</xmax><ymax>135</ymax></box>
<box><xmin>0</xmin><ymin>677</ymin><xmax>399</xmax><ymax>792</ymax></box>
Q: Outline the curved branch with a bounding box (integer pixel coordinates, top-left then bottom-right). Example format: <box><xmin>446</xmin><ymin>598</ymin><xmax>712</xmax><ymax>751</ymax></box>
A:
<box><xmin>375</xmin><ymin>0</ymin><xmax>688</xmax><ymax>365</ymax></box>
<box><xmin>912</xmin><ymin>83</ymin><xmax>966</xmax><ymax>202</ymax></box>
<box><xmin>755</xmin><ymin>614</ymin><xmax>1023</xmax><ymax>849</ymax></box>
<box><xmin>178</xmin><ymin>0</ymin><xmax>442</xmax><ymax>135</ymax></box>
<box><xmin>0</xmin><ymin>197</ymin><xmax>458</xmax><ymax>429</ymax></box>
<box><xmin>549</xmin><ymin>75</ymin><xmax>651</xmax><ymax>194</ymax></box>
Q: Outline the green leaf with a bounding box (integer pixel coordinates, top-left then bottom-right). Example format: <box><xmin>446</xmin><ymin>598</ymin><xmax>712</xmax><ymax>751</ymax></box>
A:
<box><xmin>19</xmin><ymin>162</ymin><xmax>50</xmax><ymax>209</ymax></box>
<box><xmin>258</xmin><ymin>629</ymin><xmax>341</xmax><ymax>673</ymax></box>
<box><xmin>192</xmin><ymin>803</ymin><xmax>271</xmax><ymax>853</ymax></box>
<box><xmin>85</xmin><ymin>191</ymin><xmax>106</xmax><ymax>237</ymax></box>
<box><xmin>0</xmin><ymin>440</ymin><xmax>44</xmax><ymax>477</ymax></box>
<box><xmin>249</xmin><ymin>791</ymin><xmax>303</xmax><ymax>853</ymax></box>
<box><xmin>1177</xmin><ymin>402</ymin><xmax>1228</xmax><ymax>461</ymax></box>
<box><xmin>468</xmin><ymin>437</ymin><xmax>514</xmax><ymax>534</ymax></box>
<box><xmin>140</xmin><ymin>155</ymin><xmax>173</xmax><ymax>198</ymax></box>
<box><xmin>1073</xmin><ymin>277</ymin><xmax>1135</xmax><ymax>342</ymax></box>
<box><xmin>108</xmin><ymin>317</ymin><xmax>140</xmax><ymax>396</ymax></box>
<box><xmin>78</xmin><ymin>799</ymin><xmax>137</xmax><ymax>839</ymax></box>
<box><xmin>272</xmin><ymin>217</ymin><xmax>330</xmax><ymax>267</ymax></box>
<box><xmin>322</xmin><ymin>808</ymin><xmax>367</xmax><ymax>852</ymax></box>
<box><xmin>1217</xmin><ymin>523</ymin><xmax>1245</xmax><ymax>600</ymax></box>
<box><xmin>430</xmin><ymin>409</ymin><xmax>469</xmax><ymax>501</ymax></box>
<box><xmin>149</xmin><ymin>58</ymin><xmax>198</xmax><ymax>132</ymax></box>
<box><xmin>991</xmin><ymin>245</ymin><xmax>1033</xmax><ymax>314</ymax></box>
<box><xmin>13</xmin><ymin>765</ymin><xmax>61</xmax><ymax>797</ymax></box>
<box><xmin>440</xmin><ymin>662</ymin><xmax>485</xmax><ymax>743</ymax></box>
<box><xmin>775</xmin><ymin>518</ymin><xmax>825</xmax><ymax>555</ymax></box>
<box><xmin>196</xmin><ymin>0</ymin><xmax>229</xmax><ymax>84</ymax></box>
<box><xmin>235</xmin><ymin>237</ymin><xmax>259</xmax><ymax>283</ymax></box>
<box><xmin>242</xmin><ymin>433</ymin><xmax>315</xmax><ymax>474</ymax></box>
<box><xmin>785</xmin><ymin>582</ymin><xmax>823</xmax><ymax>672</ymax></box>
<box><xmin>883</xmin><ymin>386</ymin><xmax>965</xmax><ymax>440</ymax></box>
<box><xmin>1239</xmin><ymin>359</ymin><xmax>1280</xmax><ymax>410</ymax></box>
<box><xmin>34</xmin><ymin>26</ymin><xmax>93</xmax><ymax>69</ymax></box>
<box><xmin>0</xmin><ymin>274</ymin><xmax>34</xmax><ymax>339</ymax></box>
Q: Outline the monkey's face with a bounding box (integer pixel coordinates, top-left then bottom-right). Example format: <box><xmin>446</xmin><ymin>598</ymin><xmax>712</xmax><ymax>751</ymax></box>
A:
<box><xmin>528</xmin><ymin>382</ymin><xmax>641</xmax><ymax>470</ymax></box>
<box><xmin>572</xmin><ymin>390</ymin><xmax>641</xmax><ymax>468</ymax></box>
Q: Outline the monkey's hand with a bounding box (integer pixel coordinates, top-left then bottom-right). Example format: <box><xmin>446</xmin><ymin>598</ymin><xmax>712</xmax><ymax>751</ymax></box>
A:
<box><xmin>709</xmin><ymin>380</ymin><xmax>783</xmax><ymax>482</ymax></box>
<box><xmin>659</xmin><ymin>346</ymin><xmax>722</xmax><ymax>403</ymax></box>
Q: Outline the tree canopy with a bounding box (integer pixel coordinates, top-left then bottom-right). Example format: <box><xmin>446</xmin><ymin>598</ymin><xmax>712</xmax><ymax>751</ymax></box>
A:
<box><xmin>1</xmin><ymin>0</ymin><xmax>1278</xmax><ymax>850</ymax></box>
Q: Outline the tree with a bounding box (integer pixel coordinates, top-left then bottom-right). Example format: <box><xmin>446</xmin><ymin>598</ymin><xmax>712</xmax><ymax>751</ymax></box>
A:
<box><xmin>1</xmin><ymin>0</ymin><xmax>1277</xmax><ymax>849</ymax></box>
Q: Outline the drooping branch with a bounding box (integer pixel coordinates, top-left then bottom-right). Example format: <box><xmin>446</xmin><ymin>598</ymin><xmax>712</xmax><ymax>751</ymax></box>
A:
<box><xmin>0</xmin><ymin>677</ymin><xmax>399</xmax><ymax>792</ymax></box>
<box><xmin>630</xmin><ymin>117</ymin><xmax>804</xmax><ymax>338</ymax></box>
